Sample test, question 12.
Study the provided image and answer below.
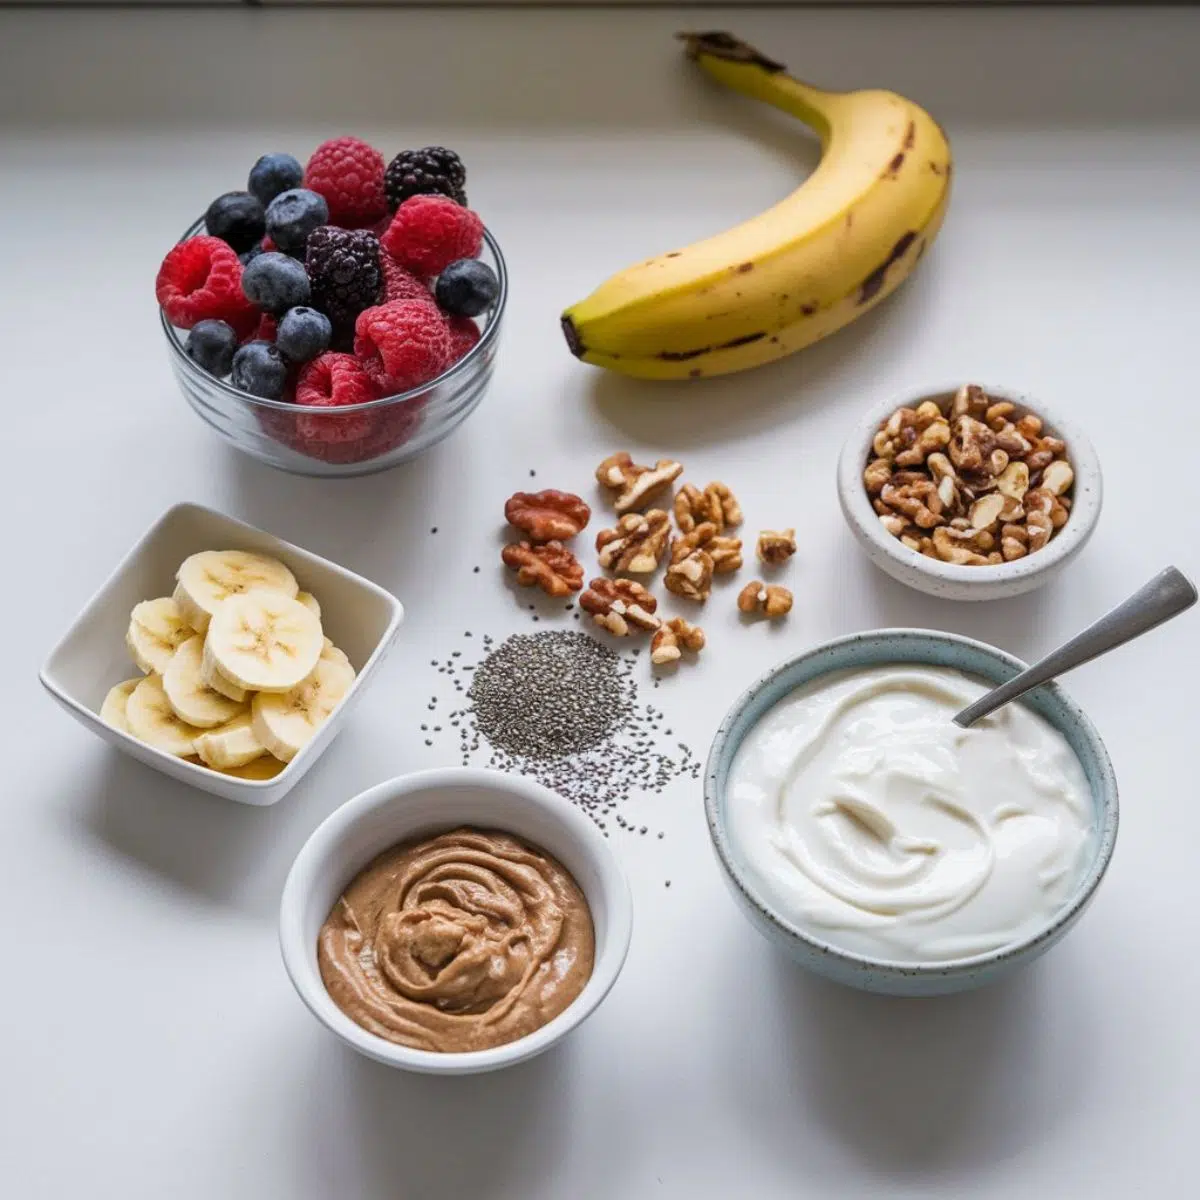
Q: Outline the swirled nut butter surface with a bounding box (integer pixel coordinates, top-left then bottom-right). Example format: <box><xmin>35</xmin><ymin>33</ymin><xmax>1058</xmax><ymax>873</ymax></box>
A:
<box><xmin>318</xmin><ymin>828</ymin><xmax>595</xmax><ymax>1052</ymax></box>
<box><xmin>726</xmin><ymin>666</ymin><xmax>1095</xmax><ymax>963</ymax></box>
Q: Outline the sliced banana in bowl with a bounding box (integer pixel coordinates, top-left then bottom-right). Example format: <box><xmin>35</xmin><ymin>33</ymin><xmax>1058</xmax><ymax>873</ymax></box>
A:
<box><xmin>163</xmin><ymin>635</ymin><xmax>247</xmax><ymax>729</ymax></box>
<box><xmin>194</xmin><ymin>711</ymin><xmax>267</xmax><ymax>770</ymax></box>
<box><xmin>126</xmin><ymin>597</ymin><xmax>191</xmax><ymax>675</ymax></box>
<box><xmin>174</xmin><ymin>549</ymin><xmax>299</xmax><ymax>634</ymax></box>
<box><xmin>100</xmin><ymin>678</ymin><xmax>142</xmax><ymax>732</ymax></box>
<box><xmin>204</xmin><ymin>591</ymin><xmax>324</xmax><ymax>693</ymax></box>
<box><xmin>125</xmin><ymin>674</ymin><xmax>206</xmax><ymax>758</ymax></box>
<box><xmin>252</xmin><ymin>641</ymin><xmax>357</xmax><ymax>762</ymax></box>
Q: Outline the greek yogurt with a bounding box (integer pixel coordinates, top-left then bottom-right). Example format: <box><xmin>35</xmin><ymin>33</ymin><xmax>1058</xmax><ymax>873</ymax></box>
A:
<box><xmin>726</xmin><ymin>665</ymin><xmax>1095</xmax><ymax>963</ymax></box>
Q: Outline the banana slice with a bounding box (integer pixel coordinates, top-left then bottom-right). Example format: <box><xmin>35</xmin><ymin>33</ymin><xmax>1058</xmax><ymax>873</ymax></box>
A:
<box><xmin>174</xmin><ymin>550</ymin><xmax>299</xmax><ymax>633</ymax></box>
<box><xmin>217</xmin><ymin>756</ymin><xmax>287</xmax><ymax>781</ymax></box>
<box><xmin>125</xmin><ymin>674</ymin><xmax>205</xmax><ymax>757</ymax></box>
<box><xmin>205</xmin><ymin>591</ymin><xmax>323</xmax><ymax>693</ymax></box>
<box><xmin>162</xmin><ymin>635</ymin><xmax>247</xmax><ymax>729</ymax></box>
<box><xmin>198</xmin><ymin>652</ymin><xmax>248</xmax><ymax>703</ymax></box>
<box><xmin>126</xmin><ymin>597</ymin><xmax>191</xmax><ymax>675</ymax></box>
<box><xmin>296</xmin><ymin>591</ymin><xmax>321</xmax><ymax>620</ymax></box>
<box><xmin>193</xmin><ymin>711</ymin><xmax>266</xmax><ymax>770</ymax></box>
<box><xmin>100</xmin><ymin>678</ymin><xmax>141</xmax><ymax>731</ymax></box>
<box><xmin>252</xmin><ymin>645</ymin><xmax>356</xmax><ymax>762</ymax></box>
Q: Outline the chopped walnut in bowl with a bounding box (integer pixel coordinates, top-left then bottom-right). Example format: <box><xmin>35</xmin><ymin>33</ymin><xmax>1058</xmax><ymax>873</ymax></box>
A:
<box><xmin>838</xmin><ymin>384</ymin><xmax>1102</xmax><ymax>600</ymax></box>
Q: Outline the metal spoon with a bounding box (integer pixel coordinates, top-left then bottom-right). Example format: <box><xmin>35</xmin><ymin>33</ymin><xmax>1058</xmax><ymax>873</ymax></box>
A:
<box><xmin>953</xmin><ymin>566</ymin><xmax>1198</xmax><ymax>728</ymax></box>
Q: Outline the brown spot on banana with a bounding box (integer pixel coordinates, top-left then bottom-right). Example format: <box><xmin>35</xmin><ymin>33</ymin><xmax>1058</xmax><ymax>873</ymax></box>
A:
<box><xmin>666</xmin><ymin>251</ymin><xmax>682</xmax><ymax>258</ymax></box>
<box><xmin>885</xmin><ymin>152</ymin><xmax>905</xmax><ymax>177</ymax></box>
<box><xmin>656</xmin><ymin>331</ymin><xmax>766</xmax><ymax>362</ymax></box>
<box><xmin>903</xmin><ymin>121</ymin><xmax>916</xmax><ymax>150</ymax></box>
<box><xmin>735</xmin><ymin>262</ymin><xmax>754</xmax><ymax>274</ymax></box>
<box><xmin>800</xmin><ymin>302</ymin><xmax>818</xmax><ymax>316</ymax></box>
<box><xmin>856</xmin><ymin>231</ymin><xmax>918</xmax><ymax>305</ymax></box>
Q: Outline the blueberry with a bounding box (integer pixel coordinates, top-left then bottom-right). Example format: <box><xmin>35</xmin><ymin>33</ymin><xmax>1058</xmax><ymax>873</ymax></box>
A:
<box><xmin>231</xmin><ymin>341</ymin><xmax>288</xmax><ymax>400</ymax></box>
<box><xmin>265</xmin><ymin>188</ymin><xmax>329</xmax><ymax>256</ymax></box>
<box><xmin>204</xmin><ymin>191</ymin><xmax>266</xmax><ymax>254</ymax></box>
<box><xmin>276</xmin><ymin>306</ymin><xmax>332</xmax><ymax>363</ymax></box>
<box><xmin>185</xmin><ymin>320</ymin><xmax>239</xmax><ymax>377</ymax></box>
<box><xmin>248</xmin><ymin>153</ymin><xmax>304</xmax><ymax>207</ymax></box>
<box><xmin>241</xmin><ymin>252</ymin><xmax>310</xmax><ymax>315</ymax></box>
<box><xmin>435</xmin><ymin>259</ymin><xmax>499</xmax><ymax>318</ymax></box>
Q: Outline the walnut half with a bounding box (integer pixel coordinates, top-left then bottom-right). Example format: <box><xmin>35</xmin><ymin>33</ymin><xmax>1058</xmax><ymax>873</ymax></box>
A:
<box><xmin>737</xmin><ymin>580</ymin><xmax>792</xmax><ymax>618</ymax></box>
<box><xmin>501</xmin><ymin>541</ymin><xmax>584</xmax><ymax>597</ymax></box>
<box><xmin>650</xmin><ymin>618</ymin><xmax>706</xmax><ymax>665</ymax></box>
<box><xmin>595</xmin><ymin>453</ymin><xmax>683</xmax><ymax>515</ymax></box>
<box><xmin>756</xmin><ymin>528</ymin><xmax>796</xmax><ymax>566</ymax></box>
<box><xmin>579</xmin><ymin>578</ymin><xmax>659</xmax><ymax>637</ymax></box>
<box><xmin>595</xmin><ymin>510</ymin><xmax>670</xmax><ymax>574</ymax></box>
<box><xmin>503</xmin><ymin>490</ymin><xmax>591</xmax><ymax>542</ymax></box>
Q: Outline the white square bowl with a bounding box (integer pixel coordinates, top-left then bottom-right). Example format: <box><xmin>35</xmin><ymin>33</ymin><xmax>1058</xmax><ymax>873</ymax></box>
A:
<box><xmin>38</xmin><ymin>502</ymin><xmax>404</xmax><ymax>806</ymax></box>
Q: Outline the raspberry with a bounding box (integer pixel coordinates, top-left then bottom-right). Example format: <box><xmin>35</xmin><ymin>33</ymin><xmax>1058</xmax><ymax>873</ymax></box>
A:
<box><xmin>380</xmin><ymin>195</ymin><xmax>484</xmax><ymax>277</ymax></box>
<box><xmin>305</xmin><ymin>226</ymin><xmax>382</xmax><ymax>334</ymax></box>
<box><xmin>445</xmin><ymin>315</ymin><xmax>481</xmax><ymax>364</ymax></box>
<box><xmin>156</xmin><ymin>236</ymin><xmax>258</xmax><ymax>334</ymax></box>
<box><xmin>380</xmin><ymin>253</ymin><xmax>434</xmax><ymax>306</ymax></box>
<box><xmin>243</xmin><ymin>312</ymin><xmax>278</xmax><ymax>345</ymax></box>
<box><xmin>354</xmin><ymin>300</ymin><xmax>451</xmax><ymax>394</ymax></box>
<box><xmin>304</xmin><ymin>137</ymin><xmax>387</xmax><ymax>229</ymax></box>
<box><xmin>294</xmin><ymin>352</ymin><xmax>379</xmax><ymax>443</ymax></box>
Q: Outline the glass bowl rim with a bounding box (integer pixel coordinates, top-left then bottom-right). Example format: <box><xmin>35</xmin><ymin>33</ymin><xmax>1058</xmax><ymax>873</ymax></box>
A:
<box><xmin>161</xmin><ymin>216</ymin><xmax>507</xmax><ymax>415</ymax></box>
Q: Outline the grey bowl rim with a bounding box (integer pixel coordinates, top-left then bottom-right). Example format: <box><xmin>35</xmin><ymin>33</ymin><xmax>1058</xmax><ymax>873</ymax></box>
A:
<box><xmin>160</xmin><ymin>216</ymin><xmax>507</xmax><ymax>415</ymax></box>
<box><xmin>837</xmin><ymin>383</ymin><xmax>1104</xmax><ymax>585</ymax></box>
<box><xmin>703</xmin><ymin>628</ymin><xmax>1120</xmax><ymax>977</ymax></box>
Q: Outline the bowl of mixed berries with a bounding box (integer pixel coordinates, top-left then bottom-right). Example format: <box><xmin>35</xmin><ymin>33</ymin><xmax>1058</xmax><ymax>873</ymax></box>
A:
<box><xmin>156</xmin><ymin>138</ymin><xmax>505</xmax><ymax>476</ymax></box>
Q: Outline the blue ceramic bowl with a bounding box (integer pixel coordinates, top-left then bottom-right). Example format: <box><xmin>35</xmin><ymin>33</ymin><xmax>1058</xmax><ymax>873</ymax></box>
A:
<box><xmin>704</xmin><ymin>630</ymin><xmax>1119</xmax><ymax>996</ymax></box>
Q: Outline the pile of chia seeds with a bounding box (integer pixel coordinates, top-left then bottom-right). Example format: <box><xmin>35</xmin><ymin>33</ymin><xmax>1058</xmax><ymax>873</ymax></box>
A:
<box><xmin>425</xmin><ymin>630</ymin><xmax>700</xmax><ymax>834</ymax></box>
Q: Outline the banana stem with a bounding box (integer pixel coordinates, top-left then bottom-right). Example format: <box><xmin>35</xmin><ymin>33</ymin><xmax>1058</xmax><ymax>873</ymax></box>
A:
<box><xmin>678</xmin><ymin>31</ymin><xmax>842</xmax><ymax>144</ymax></box>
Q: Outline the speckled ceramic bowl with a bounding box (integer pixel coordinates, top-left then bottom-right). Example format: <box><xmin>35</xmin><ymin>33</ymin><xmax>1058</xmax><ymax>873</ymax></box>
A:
<box><xmin>838</xmin><ymin>385</ymin><xmax>1103</xmax><ymax>601</ymax></box>
<box><xmin>704</xmin><ymin>630</ymin><xmax>1118</xmax><ymax>996</ymax></box>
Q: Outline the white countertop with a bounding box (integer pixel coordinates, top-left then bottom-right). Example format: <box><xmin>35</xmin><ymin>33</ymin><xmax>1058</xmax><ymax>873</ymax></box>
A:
<box><xmin>4</xmin><ymin>6</ymin><xmax>1199</xmax><ymax>1198</ymax></box>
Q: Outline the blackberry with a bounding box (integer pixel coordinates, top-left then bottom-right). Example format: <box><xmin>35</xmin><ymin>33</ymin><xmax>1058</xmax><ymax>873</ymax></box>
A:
<box><xmin>305</xmin><ymin>226</ymin><xmax>382</xmax><ymax>336</ymax></box>
<box><xmin>384</xmin><ymin>146</ymin><xmax>467</xmax><ymax>212</ymax></box>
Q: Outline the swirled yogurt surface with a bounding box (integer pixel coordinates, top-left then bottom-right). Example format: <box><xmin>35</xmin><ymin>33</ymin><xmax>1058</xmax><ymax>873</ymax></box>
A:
<box><xmin>725</xmin><ymin>665</ymin><xmax>1095</xmax><ymax>963</ymax></box>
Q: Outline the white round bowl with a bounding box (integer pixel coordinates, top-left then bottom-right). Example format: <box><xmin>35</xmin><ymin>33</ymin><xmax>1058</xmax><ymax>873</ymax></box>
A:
<box><xmin>837</xmin><ymin>383</ymin><xmax>1103</xmax><ymax>601</ymax></box>
<box><xmin>279</xmin><ymin>768</ymin><xmax>632</xmax><ymax>1075</ymax></box>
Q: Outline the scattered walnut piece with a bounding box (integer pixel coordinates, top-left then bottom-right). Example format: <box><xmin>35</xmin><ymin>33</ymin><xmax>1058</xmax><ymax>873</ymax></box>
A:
<box><xmin>501</xmin><ymin>541</ymin><xmax>584</xmax><ymax>597</ymax></box>
<box><xmin>579</xmin><ymin>578</ymin><xmax>659</xmax><ymax>637</ymax></box>
<box><xmin>504</xmin><ymin>490</ymin><xmax>590</xmax><ymax>542</ymax></box>
<box><xmin>737</xmin><ymin>580</ymin><xmax>792</xmax><ymax>618</ymax></box>
<box><xmin>867</xmin><ymin>385</ymin><xmax>1075</xmax><ymax>566</ymax></box>
<box><xmin>650</xmin><ymin>617</ymin><xmax>706</xmax><ymax>665</ymax></box>
<box><xmin>671</xmin><ymin>521</ymin><xmax>743</xmax><ymax>575</ymax></box>
<box><xmin>595</xmin><ymin>453</ymin><xmax>683</xmax><ymax>514</ymax></box>
<box><xmin>664</xmin><ymin>546</ymin><xmax>714</xmax><ymax>601</ymax></box>
<box><xmin>595</xmin><ymin>510</ymin><xmax>670</xmax><ymax>574</ymax></box>
<box><xmin>756</xmin><ymin>528</ymin><xmax>796</xmax><ymax>566</ymax></box>
<box><xmin>674</xmin><ymin>481</ymin><xmax>742</xmax><ymax>533</ymax></box>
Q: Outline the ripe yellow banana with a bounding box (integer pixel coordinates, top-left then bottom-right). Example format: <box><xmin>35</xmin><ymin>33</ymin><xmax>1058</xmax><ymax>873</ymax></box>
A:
<box><xmin>560</xmin><ymin>31</ymin><xmax>952</xmax><ymax>381</ymax></box>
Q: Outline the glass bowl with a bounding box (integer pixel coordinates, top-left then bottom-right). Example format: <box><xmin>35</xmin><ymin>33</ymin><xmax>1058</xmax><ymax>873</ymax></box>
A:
<box><xmin>161</xmin><ymin>218</ymin><xmax>506</xmax><ymax>477</ymax></box>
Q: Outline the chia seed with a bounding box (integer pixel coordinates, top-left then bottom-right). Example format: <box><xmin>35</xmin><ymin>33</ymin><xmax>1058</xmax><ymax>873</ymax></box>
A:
<box><xmin>427</xmin><ymin>629</ymin><xmax>694</xmax><ymax>834</ymax></box>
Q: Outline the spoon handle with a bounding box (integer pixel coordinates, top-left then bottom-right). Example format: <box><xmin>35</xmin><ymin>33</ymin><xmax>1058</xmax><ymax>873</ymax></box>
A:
<box><xmin>953</xmin><ymin>566</ymin><xmax>1198</xmax><ymax>728</ymax></box>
